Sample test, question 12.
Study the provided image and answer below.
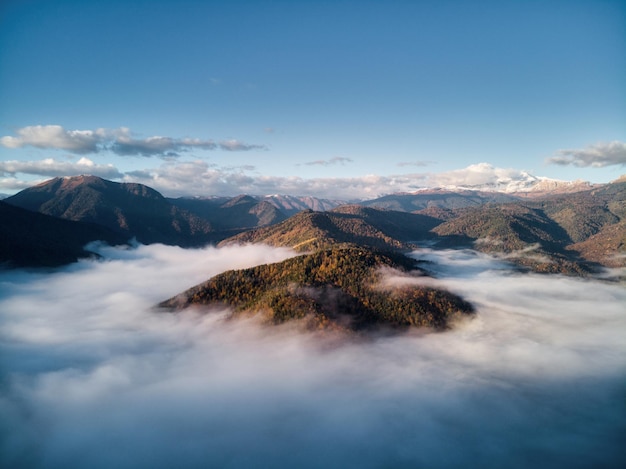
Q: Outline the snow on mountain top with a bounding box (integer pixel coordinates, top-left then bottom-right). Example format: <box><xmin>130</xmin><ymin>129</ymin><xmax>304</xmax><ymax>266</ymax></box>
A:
<box><xmin>420</xmin><ymin>163</ymin><xmax>594</xmax><ymax>194</ymax></box>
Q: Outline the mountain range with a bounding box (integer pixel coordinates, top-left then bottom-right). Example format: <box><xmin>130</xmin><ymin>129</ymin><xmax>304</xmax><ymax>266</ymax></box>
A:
<box><xmin>3</xmin><ymin>173</ymin><xmax>624</xmax><ymax>332</ymax></box>
<box><xmin>2</xmin><ymin>175</ymin><xmax>625</xmax><ymax>272</ymax></box>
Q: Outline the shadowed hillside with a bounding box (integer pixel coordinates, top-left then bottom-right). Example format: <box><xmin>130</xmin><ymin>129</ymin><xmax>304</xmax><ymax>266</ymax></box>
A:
<box><xmin>5</xmin><ymin>176</ymin><xmax>215</xmax><ymax>246</ymax></box>
<box><xmin>0</xmin><ymin>201</ymin><xmax>126</xmax><ymax>267</ymax></box>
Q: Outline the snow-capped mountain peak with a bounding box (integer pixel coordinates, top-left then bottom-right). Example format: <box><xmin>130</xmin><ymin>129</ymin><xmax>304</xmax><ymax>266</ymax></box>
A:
<box><xmin>427</xmin><ymin>163</ymin><xmax>595</xmax><ymax>195</ymax></box>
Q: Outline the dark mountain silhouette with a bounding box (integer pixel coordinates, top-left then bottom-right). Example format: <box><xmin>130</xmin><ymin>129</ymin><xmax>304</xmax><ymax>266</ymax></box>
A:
<box><xmin>159</xmin><ymin>246</ymin><xmax>474</xmax><ymax>331</ymax></box>
<box><xmin>0</xmin><ymin>200</ymin><xmax>126</xmax><ymax>268</ymax></box>
<box><xmin>5</xmin><ymin>176</ymin><xmax>215</xmax><ymax>246</ymax></box>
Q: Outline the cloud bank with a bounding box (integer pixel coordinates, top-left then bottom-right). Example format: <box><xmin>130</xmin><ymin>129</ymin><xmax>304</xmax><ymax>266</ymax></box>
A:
<box><xmin>428</xmin><ymin>162</ymin><xmax>537</xmax><ymax>189</ymax></box>
<box><xmin>122</xmin><ymin>160</ymin><xmax>429</xmax><ymax>199</ymax></box>
<box><xmin>0</xmin><ymin>159</ymin><xmax>577</xmax><ymax>199</ymax></box>
<box><xmin>547</xmin><ymin>141</ymin><xmax>626</xmax><ymax>167</ymax></box>
<box><xmin>0</xmin><ymin>125</ymin><xmax>267</xmax><ymax>158</ymax></box>
<box><xmin>0</xmin><ymin>244</ymin><xmax>624</xmax><ymax>468</ymax></box>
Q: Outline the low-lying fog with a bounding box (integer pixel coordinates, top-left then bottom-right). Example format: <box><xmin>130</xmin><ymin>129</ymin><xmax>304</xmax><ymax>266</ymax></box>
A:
<box><xmin>1</xmin><ymin>244</ymin><xmax>624</xmax><ymax>468</ymax></box>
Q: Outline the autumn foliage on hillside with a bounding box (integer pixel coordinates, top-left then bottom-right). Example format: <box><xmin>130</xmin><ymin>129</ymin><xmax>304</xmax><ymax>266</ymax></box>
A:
<box><xmin>160</xmin><ymin>246</ymin><xmax>474</xmax><ymax>330</ymax></box>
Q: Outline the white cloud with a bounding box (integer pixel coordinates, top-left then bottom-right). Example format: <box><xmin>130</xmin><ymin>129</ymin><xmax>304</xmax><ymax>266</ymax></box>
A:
<box><xmin>110</xmin><ymin>128</ymin><xmax>218</xmax><ymax>156</ymax></box>
<box><xmin>426</xmin><ymin>162</ymin><xmax>535</xmax><ymax>188</ymax></box>
<box><xmin>546</xmin><ymin>141</ymin><xmax>626</xmax><ymax>167</ymax></box>
<box><xmin>1</xmin><ymin>125</ymin><xmax>267</xmax><ymax>157</ymax></box>
<box><xmin>0</xmin><ymin>125</ymin><xmax>102</xmax><ymax>153</ymax></box>
<box><xmin>0</xmin><ymin>157</ymin><xmax>123</xmax><ymax>179</ymax></box>
<box><xmin>0</xmin><ymin>244</ymin><xmax>623</xmax><ymax>468</ymax></box>
<box><xmin>0</xmin><ymin>177</ymin><xmax>45</xmax><ymax>191</ymax></box>
<box><xmin>2</xmin><ymin>159</ymin><xmax>528</xmax><ymax>199</ymax></box>
<box><xmin>123</xmin><ymin>160</ymin><xmax>429</xmax><ymax>199</ymax></box>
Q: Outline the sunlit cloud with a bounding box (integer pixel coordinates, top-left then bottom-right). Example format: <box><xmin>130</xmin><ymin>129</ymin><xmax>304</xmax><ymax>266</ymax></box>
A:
<box><xmin>425</xmin><ymin>162</ymin><xmax>538</xmax><ymax>190</ymax></box>
<box><xmin>0</xmin><ymin>157</ymin><xmax>595</xmax><ymax>200</ymax></box>
<box><xmin>0</xmin><ymin>177</ymin><xmax>45</xmax><ymax>191</ymax></box>
<box><xmin>546</xmin><ymin>141</ymin><xmax>626</xmax><ymax>167</ymax></box>
<box><xmin>123</xmin><ymin>160</ymin><xmax>428</xmax><ymax>199</ymax></box>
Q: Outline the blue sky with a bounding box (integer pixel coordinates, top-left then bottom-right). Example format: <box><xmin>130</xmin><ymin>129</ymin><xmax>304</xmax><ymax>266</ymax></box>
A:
<box><xmin>1</xmin><ymin>0</ymin><xmax>625</xmax><ymax>198</ymax></box>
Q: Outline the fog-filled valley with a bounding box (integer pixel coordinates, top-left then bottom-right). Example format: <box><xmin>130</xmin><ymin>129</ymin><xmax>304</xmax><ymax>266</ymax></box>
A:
<box><xmin>2</xmin><ymin>0</ymin><xmax>625</xmax><ymax>466</ymax></box>
<box><xmin>1</xmin><ymin>243</ymin><xmax>624</xmax><ymax>468</ymax></box>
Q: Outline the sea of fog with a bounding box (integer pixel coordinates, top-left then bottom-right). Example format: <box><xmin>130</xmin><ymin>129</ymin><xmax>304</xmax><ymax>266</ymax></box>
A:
<box><xmin>0</xmin><ymin>243</ymin><xmax>624</xmax><ymax>469</ymax></box>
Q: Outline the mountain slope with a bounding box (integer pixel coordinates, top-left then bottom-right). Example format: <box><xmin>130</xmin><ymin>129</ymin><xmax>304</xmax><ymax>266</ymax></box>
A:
<box><xmin>0</xmin><ymin>201</ymin><xmax>126</xmax><ymax>267</ymax></box>
<box><xmin>219</xmin><ymin>206</ymin><xmax>439</xmax><ymax>252</ymax></box>
<box><xmin>430</xmin><ymin>182</ymin><xmax>626</xmax><ymax>272</ymax></box>
<box><xmin>170</xmin><ymin>194</ymin><xmax>287</xmax><ymax>230</ymax></box>
<box><xmin>430</xmin><ymin>203</ymin><xmax>591</xmax><ymax>274</ymax></box>
<box><xmin>361</xmin><ymin>189</ymin><xmax>519</xmax><ymax>212</ymax></box>
<box><xmin>159</xmin><ymin>246</ymin><xmax>474</xmax><ymax>330</ymax></box>
<box><xmin>262</xmin><ymin>194</ymin><xmax>344</xmax><ymax>216</ymax></box>
<box><xmin>5</xmin><ymin>176</ymin><xmax>215</xmax><ymax>246</ymax></box>
<box><xmin>534</xmin><ymin>181</ymin><xmax>626</xmax><ymax>242</ymax></box>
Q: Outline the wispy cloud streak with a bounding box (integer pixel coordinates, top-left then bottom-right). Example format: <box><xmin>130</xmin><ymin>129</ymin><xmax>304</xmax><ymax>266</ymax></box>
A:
<box><xmin>303</xmin><ymin>156</ymin><xmax>354</xmax><ymax>166</ymax></box>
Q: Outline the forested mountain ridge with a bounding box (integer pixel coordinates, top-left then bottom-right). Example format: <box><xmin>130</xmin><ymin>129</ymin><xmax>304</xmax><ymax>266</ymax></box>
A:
<box><xmin>430</xmin><ymin>181</ymin><xmax>626</xmax><ymax>272</ymax></box>
<box><xmin>219</xmin><ymin>206</ymin><xmax>440</xmax><ymax>252</ymax></box>
<box><xmin>159</xmin><ymin>246</ymin><xmax>474</xmax><ymax>331</ymax></box>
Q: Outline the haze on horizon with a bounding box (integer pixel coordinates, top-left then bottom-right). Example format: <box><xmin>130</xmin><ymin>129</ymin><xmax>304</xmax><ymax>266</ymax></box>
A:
<box><xmin>1</xmin><ymin>0</ymin><xmax>625</xmax><ymax>198</ymax></box>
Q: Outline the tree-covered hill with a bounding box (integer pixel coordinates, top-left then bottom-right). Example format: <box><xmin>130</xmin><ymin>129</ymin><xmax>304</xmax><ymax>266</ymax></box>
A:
<box><xmin>159</xmin><ymin>246</ymin><xmax>474</xmax><ymax>331</ymax></box>
<box><xmin>431</xmin><ymin>204</ymin><xmax>590</xmax><ymax>274</ymax></box>
<box><xmin>430</xmin><ymin>181</ymin><xmax>626</xmax><ymax>273</ymax></box>
<box><xmin>219</xmin><ymin>206</ymin><xmax>439</xmax><ymax>252</ymax></box>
